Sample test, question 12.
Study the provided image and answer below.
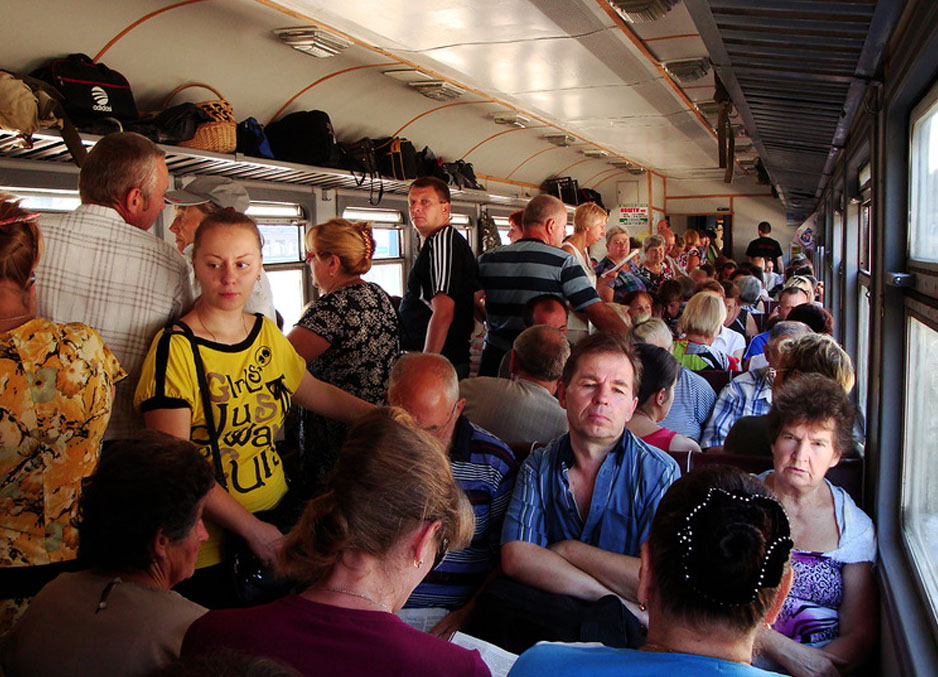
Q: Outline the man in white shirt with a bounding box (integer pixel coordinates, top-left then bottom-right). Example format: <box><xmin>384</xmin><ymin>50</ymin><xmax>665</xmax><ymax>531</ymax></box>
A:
<box><xmin>35</xmin><ymin>132</ymin><xmax>192</xmax><ymax>439</ymax></box>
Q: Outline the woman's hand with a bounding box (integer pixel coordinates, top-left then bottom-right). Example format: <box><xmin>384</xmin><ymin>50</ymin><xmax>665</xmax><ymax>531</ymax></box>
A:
<box><xmin>777</xmin><ymin>642</ymin><xmax>846</xmax><ymax>677</ymax></box>
<box><xmin>243</xmin><ymin>518</ymin><xmax>284</xmax><ymax>567</ymax></box>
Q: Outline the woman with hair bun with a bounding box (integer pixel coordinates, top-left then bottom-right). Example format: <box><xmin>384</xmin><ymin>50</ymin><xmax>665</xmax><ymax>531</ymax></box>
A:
<box><xmin>180</xmin><ymin>407</ymin><xmax>487</xmax><ymax>677</ymax></box>
<box><xmin>510</xmin><ymin>465</ymin><xmax>793</xmax><ymax>676</ymax></box>
<box><xmin>0</xmin><ymin>198</ymin><xmax>125</xmax><ymax>633</ymax></box>
<box><xmin>287</xmin><ymin>219</ymin><xmax>400</xmax><ymax>487</ymax></box>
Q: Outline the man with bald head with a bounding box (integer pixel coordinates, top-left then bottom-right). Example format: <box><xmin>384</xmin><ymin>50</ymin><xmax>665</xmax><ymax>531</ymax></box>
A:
<box><xmin>462</xmin><ymin>325</ymin><xmax>570</xmax><ymax>445</ymax></box>
<box><xmin>477</xmin><ymin>194</ymin><xmax>628</xmax><ymax>375</ymax></box>
<box><xmin>388</xmin><ymin>353</ymin><xmax>518</xmax><ymax>638</ymax></box>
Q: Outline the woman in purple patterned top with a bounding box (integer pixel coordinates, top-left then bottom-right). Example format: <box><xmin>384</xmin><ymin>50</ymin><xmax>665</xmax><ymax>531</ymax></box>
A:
<box><xmin>755</xmin><ymin>374</ymin><xmax>877</xmax><ymax>676</ymax></box>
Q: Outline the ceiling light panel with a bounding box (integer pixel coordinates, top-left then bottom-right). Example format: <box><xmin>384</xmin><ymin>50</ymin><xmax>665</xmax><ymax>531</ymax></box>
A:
<box><xmin>408</xmin><ymin>80</ymin><xmax>464</xmax><ymax>101</ymax></box>
<box><xmin>545</xmin><ymin>134</ymin><xmax>576</xmax><ymax>147</ymax></box>
<box><xmin>608</xmin><ymin>0</ymin><xmax>679</xmax><ymax>24</ymax></box>
<box><xmin>273</xmin><ymin>27</ymin><xmax>349</xmax><ymax>58</ymax></box>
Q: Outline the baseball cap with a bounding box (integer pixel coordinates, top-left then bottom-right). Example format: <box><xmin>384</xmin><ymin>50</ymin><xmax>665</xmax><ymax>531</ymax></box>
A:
<box><xmin>164</xmin><ymin>176</ymin><xmax>250</xmax><ymax>213</ymax></box>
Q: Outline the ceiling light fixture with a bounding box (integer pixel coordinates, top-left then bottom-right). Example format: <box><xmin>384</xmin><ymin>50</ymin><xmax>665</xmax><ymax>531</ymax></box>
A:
<box><xmin>609</xmin><ymin>160</ymin><xmax>635</xmax><ymax>169</ymax></box>
<box><xmin>583</xmin><ymin>149</ymin><xmax>610</xmax><ymax>158</ymax></box>
<box><xmin>491</xmin><ymin>112</ymin><xmax>531</xmax><ymax>128</ymax></box>
<box><xmin>408</xmin><ymin>80</ymin><xmax>464</xmax><ymax>101</ymax></box>
<box><xmin>273</xmin><ymin>27</ymin><xmax>349</xmax><ymax>58</ymax></box>
<box><xmin>545</xmin><ymin>134</ymin><xmax>576</xmax><ymax>147</ymax></box>
<box><xmin>607</xmin><ymin>0</ymin><xmax>679</xmax><ymax>24</ymax></box>
<box><xmin>663</xmin><ymin>58</ymin><xmax>711</xmax><ymax>83</ymax></box>
<box><xmin>696</xmin><ymin>101</ymin><xmax>720</xmax><ymax>117</ymax></box>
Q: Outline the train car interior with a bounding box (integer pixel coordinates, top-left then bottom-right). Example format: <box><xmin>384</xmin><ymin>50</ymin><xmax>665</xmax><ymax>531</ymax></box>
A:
<box><xmin>2</xmin><ymin>0</ymin><xmax>938</xmax><ymax>673</ymax></box>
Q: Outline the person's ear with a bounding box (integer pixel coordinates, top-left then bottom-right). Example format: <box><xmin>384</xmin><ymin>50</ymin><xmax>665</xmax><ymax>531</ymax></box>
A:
<box><xmin>412</xmin><ymin>520</ymin><xmax>441</xmax><ymax>569</ymax></box>
<box><xmin>655</xmin><ymin>387</ymin><xmax>669</xmax><ymax>408</ymax></box>
<box><xmin>455</xmin><ymin>397</ymin><xmax>467</xmax><ymax>418</ymax></box>
<box><xmin>557</xmin><ymin>380</ymin><xmax>568</xmax><ymax>409</ymax></box>
<box><xmin>151</xmin><ymin>527</ymin><xmax>170</xmax><ymax>561</ymax></box>
<box><xmin>764</xmin><ymin>568</ymin><xmax>793</xmax><ymax>626</ymax></box>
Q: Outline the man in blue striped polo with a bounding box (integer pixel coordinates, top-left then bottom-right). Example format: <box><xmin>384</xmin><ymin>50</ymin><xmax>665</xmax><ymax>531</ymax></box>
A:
<box><xmin>477</xmin><ymin>194</ymin><xmax>627</xmax><ymax>376</ymax></box>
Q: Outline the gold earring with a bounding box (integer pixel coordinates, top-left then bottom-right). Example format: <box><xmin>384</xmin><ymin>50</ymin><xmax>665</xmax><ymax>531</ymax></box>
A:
<box><xmin>414</xmin><ymin>559</ymin><xmax>423</xmax><ymax>569</ymax></box>
<box><xmin>639</xmin><ymin>601</ymin><xmax>647</xmax><ymax>612</ymax></box>
<box><xmin>256</xmin><ymin>274</ymin><xmax>261</xmax><ymax>281</ymax></box>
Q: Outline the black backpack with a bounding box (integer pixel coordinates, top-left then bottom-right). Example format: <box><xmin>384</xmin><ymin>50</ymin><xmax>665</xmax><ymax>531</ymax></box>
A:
<box><xmin>31</xmin><ymin>53</ymin><xmax>138</xmax><ymax>128</ymax></box>
<box><xmin>264</xmin><ymin>110</ymin><xmax>336</xmax><ymax>166</ymax></box>
<box><xmin>374</xmin><ymin>137</ymin><xmax>418</xmax><ymax>180</ymax></box>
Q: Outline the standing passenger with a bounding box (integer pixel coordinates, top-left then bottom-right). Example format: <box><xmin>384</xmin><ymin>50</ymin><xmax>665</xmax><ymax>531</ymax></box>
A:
<box><xmin>399</xmin><ymin>177</ymin><xmax>479</xmax><ymax>378</ymax></box>
<box><xmin>35</xmin><ymin>132</ymin><xmax>192</xmax><ymax>439</ymax></box>
<box><xmin>165</xmin><ymin>176</ymin><xmax>276</xmax><ymax>321</ymax></box>
<box><xmin>562</xmin><ymin>202</ymin><xmax>607</xmax><ymax>343</ymax></box>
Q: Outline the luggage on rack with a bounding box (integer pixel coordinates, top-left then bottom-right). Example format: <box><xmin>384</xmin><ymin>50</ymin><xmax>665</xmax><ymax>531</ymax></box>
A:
<box><xmin>544</xmin><ymin>176</ymin><xmax>579</xmax><ymax>205</ymax></box>
<box><xmin>31</xmin><ymin>53</ymin><xmax>138</xmax><ymax>128</ymax></box>
<box><xmin>265</xmin><ymin>110</ymin><xmax>336</xmax><ymax>166</ymax></box>
<box><xmin>374</xmin><ymin>137</ymin><xmax>418</xmax><ymax>180</ymax></box>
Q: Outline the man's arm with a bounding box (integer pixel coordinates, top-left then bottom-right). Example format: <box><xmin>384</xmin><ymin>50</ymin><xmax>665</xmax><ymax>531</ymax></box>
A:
<box><xmin>583</xmin><ymin>301</ymin><xmax>628</xmax><ymax>334</ymax></box>
<box><xmin>501</xmin><ymin>540</ymin><xmax>615</xmax><ymax>601</ymax></box>
<box><xmin>548</xmin><ymin>540</ymin><xmax>641</xmax><ymax>601</ymax></box>
<box><xmin>424</xmin><ymin>292</ymin><xmax>455</xmax><ymax>353</ymax></box>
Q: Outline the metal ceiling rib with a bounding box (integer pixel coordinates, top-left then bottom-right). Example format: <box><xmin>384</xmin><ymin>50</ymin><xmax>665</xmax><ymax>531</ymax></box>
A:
<box><xmin>684</xmin><ymin>0</ymin><xmax>906</xmax><ymax>219</ymax></box>
<box><xmin>0</xmin><ymin>130</ymin><xmax>522</xmax><ymax>205</ymax></box>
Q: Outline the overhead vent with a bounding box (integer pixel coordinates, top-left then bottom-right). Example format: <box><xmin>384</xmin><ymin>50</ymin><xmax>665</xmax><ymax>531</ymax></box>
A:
<box><xmin>609</xmin><ymin>160</ymin><xmax>635</xmax><ymax>169</ymax></box>
<box><xmin>608</xmin><ymin>0</ymin><xmax>679</xmax><ymax>24</ymax></box>
<box><xmin>627</xmin><ymin>167</ymin><xmax>646</xmax><ymax>175</ymax></box>
<box><xmin>273</xmin><ymin>27</ymin><xmax>349</xmax><ymax>58</ymax></box>
<box><xmin>663</xmin><ymin>58</ymin><xmax>711</xmax><ymax>83</ymax></box>
<box><xmin>408</xmin><ymin>81</ymin><xmax>464</xmax><ymax>101</ymax></box>
<box><xmin>491</xmin><ymin>112</ymin><xmax>531</xmax><ymax>128</ymax></box>
<box><xmin>545</xmin><ymin>134</ymin><xmax>576</xmax><ymax>147</ymax></box>
<box><xmin>582</xmin><ymin>149</ymin><xmax>609</xmax><ymax>158</ymax></box>
<box><xmin>696</xmin><ymin>101</ymin><xmax>719</xmax><ymax>117</ymax></box>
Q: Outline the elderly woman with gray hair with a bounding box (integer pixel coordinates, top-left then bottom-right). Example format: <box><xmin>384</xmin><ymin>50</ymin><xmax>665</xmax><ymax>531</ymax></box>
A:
<box><xmin>595</xmin><ymin>226</ymin><xmax>647</xmax><ymax>303</ymax></box>
<box><xmin>637</xmin><ymin>234</ymin><xmax>673</xmax><ymax>294</ymax></box>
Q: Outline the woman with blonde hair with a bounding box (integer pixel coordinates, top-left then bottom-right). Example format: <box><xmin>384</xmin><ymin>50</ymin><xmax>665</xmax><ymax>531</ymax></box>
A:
<box><xmin>0</xmin><ymin>198</ymin><xmax>125</xmax><ymax>633</ymax></box>
<box><xmin>136</xmin><ymin>211</ymin><xmax>374</xmax><ymax>609</ymax></box>
<box><xmin>180</xmin><ymin>407</ymin><xmax>487</xmax><ymax>676</ymax></box>
<box><xmin>673</xmin><ymin>291</ymin><xmax>729</xmax><ymax>370</ymax></box>
<box><xmin>287</xmin><ymin>218</ymin><xmax>399</xmax><ymax>487</ymax></box>
<box><xmin>677</xmin><ymin>229</ymin><xmax>702</xmax><ymax>272</ymax></box>
<box><xmin>563</xmin><ymin>202</ymin><xmax>607</xmax><ymax>342</ymax></box>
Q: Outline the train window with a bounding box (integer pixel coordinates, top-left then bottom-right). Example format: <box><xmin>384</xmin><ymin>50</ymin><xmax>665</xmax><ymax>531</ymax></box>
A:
<box><xmin>856</xmin><ymin>286</ymin><xmax>871</xmax><ymax>417</ymax></box>
<box><xmin>342</xmin><ymin>206</ymin><xmax>405</xmax><ymax>297</ymax></box>
<box><xmin>249</xmin><ymin>201</ymin><xmax>310</xmax><ymax>330</ymax></box>
<box><xmin>909</xmin><ymin>93</ymin><xmax>938</xmax><ymax>262</ymax></box>
<box><xmin>451</xmin><ymin>213</ymin><xmax>474</xmax><ymax>251</ymax></box>
<box><xmin>1</xmin><ymin>187</ymin><xmax>80</xmax><ymax>213</ymax></box>
<box><xmin>902</xmin><ymin>317</ymin><xmax>938</xmax><ymax>616</ymax></box>
<box><xmin>860</xmin><ymin>200</ymin><xmax>872</xmax><ymax>273</ymax></box>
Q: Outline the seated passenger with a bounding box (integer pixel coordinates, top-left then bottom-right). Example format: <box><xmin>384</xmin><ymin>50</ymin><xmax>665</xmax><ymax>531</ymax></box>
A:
<box><xmin>786</xmin><ymin>302</ymin><xmax>834</xmax><ymax>335</ymax></box>
<box><xmin>510</xmin><ymin>465</ymin><xmax>794</xmax><ymax>677</ymax></box>
<box><xmin>388</xmin><ymin>353</ymin><xmax>517</xmax><ymax>637</ymax></box>
<box><xmin>622</xmin><ymin>289</ymin><xmax>654</xmax><ymax>324</ymax></box>
<box><xmin>286</xmin><ymin>218</ymin><xmax>400</xmax><ymax>489</ymax></box>
<box><xmin>737</xmin><ymin>275</ymin><xmax>764</xmax><ymax>332</ymax></box>
<box><xmin>0</xmin><ymin>199</ymin><xmax>126</xmax><ymax>633</ymax></box>
<box><xmin>744</xmin><ymin>286</ymin><xmax>810</xmax><ymax>370</ymax></box>
<box><xmin>701</xmin><ymin>321</ymin><xmax>811</xmax><ymax>452</ymax></box>
<box><xmin>696</xmin><ymin>280</ymin><xmax>745</xmax><ymax>363</ymax></box>
<box><xmin>2</xmin><ymin>431</ymin><xmax>213</xmax><ymax>677</ymax></box>
<box><xmin>632</xmin><ymin>318</ymin><xmax>716</xmax><ymax>442</ymax></box>
<box><xmin>724</xmin><ymin>333</ymin><xmax>855</xmax><ymax>457</ymax></box>
<box><xmin>657</xmin><ymin>279</ymin><xmax>683</xmax><ymax>335</ymax></box>
<box><xmin>636</xmin><ymin>234</ymin><xmax>673</xmax><ymax>294</ymax></box>
<box><xmin>626</xmin><ymin>343</ymin><xmax>701</xmax><ymax>453</ymax></box>
<box><xmin>461</xmin><ymin>325</ymin><xmax>570</xmax><ymax>446</ymax></box>
<box><xmin>595</xmin><ymin>227</ymin><xmax>645</xmax><ymax>304</ymax></box>
<box><xmin>135</xmin><ymin>211</ymin><xmax>374</xmax><ymax>609</ymax></box>
<box><xmin>673</xmin><ymin>292</ymin><xmax>730</xmax><ymax>371</ymax></box>
<box><xmin>497</xmin><ymin>294</ymin><xmax>569</xmax><ymax>377</ymax></box>
<box><xmin>165</xmin><ymin>176</ymin><xmax>276</xmax><ymax>320</ymax></box>
<box><xmin>180</xmin><ymin>408</ymin><xmax>488</xmax><ymax>677</ymax></box>
<box><xmin>755</xmin><ymin>375</ymin><xmax>877</xmax><ymax>675</ymax></box>
<box><xmin>475</xmin><ymin>334</ymin><xmax>678</xmax><ymax>652</ymax></box>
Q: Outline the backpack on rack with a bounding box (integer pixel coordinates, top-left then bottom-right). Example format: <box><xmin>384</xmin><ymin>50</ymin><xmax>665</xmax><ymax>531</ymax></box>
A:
<box><xmin>236</xmin><ymin>117</ymin><xmax>274</xmax><ymax>159</ymax></box>
<box><xmin>577</xmin><ymin>187</ymin><xmax>605</xmax><ymax>210</ymax></box>
<box><xmin>544</xmin><ymin>176</ymin><xmax>579</xmax><ymax>205</ymax></box>
<box><xmin>416</xmin><ymin>145</ymin><xmax>449</xmax><ymax>182</ymax></box>
<box><xmin>264</xmin><ymin>110</ymin><xmax>336</xmax><ymax>166</ymax></box>
<box><xmin>442</xmin><ymin>159</ymin><xmax>484</xmax><ymax>191</ymax></box>
<box><xmin>334</xmin><ymin>137</ymin><xmax>383</xmax><ymax>205</ymax></box>
<box><xmin>31</xmin><ymin>53</ymin><xmax>138</xmax><ymax>129</ymax></box>
<box><xmin>373</xmin><ymin>137</ymin><xmax>418</xmax><ymax>181</ymax></box>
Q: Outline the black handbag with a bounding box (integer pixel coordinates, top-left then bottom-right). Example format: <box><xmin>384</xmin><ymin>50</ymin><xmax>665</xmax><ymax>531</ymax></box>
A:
<box><xmin>170</xmin><ymin>320</ymin><xmax>297</xmax><ymax>606</ymax></box>
<box><xmin>335</xmin><ymin>137</ymin><xmax>384</xmax><ymax>205</ymax></box>
<box><xmin>31</xmin><ymin>53</ymin><xmax>138</xmax><ymax>128</ymax></box>
<box><xmin>374</xmin><ymin>136</ymin><xmax>418</xmax><ymax>180</ymax></box>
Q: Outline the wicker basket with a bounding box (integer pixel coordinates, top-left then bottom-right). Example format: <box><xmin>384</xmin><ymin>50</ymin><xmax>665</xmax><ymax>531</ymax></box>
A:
<box><xmin>162</xmin><ymin>82</ymin><xmax>235</xmax><ymax>153</ymax></box>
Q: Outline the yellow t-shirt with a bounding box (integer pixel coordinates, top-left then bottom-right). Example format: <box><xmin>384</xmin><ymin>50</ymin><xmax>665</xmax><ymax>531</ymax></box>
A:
<box><xmin>135</xmin><ymin>315</ymin><xmax>305</xmax><ymax>568</ymax></box>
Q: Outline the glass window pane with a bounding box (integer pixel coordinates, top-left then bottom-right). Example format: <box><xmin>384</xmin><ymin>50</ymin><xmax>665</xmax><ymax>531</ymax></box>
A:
<box><xmin>1</xmin><ymin>187</ymin><xmax>80</xmax><ymax>212</ymax></box>
<box><xmin>498</xmin><ymin>229</ymin><xmax>512</xmax><ymax>245</ymax></box>
<box><xmin>859</xmin><ymin>202</ymin><xmax>871</xmax><ymax>273</ymax></box>
<box><xmin>363</xmin><ymin>262</ymin><xmax>404</xmax><ymax>297</ymax></box>
<box><xmin>910</xmin><ymin>96</ymin><xmax>938</xmax><ymax>261</ymax></box>
<box><xmin>259</xmin><ymin>225</ymin><xmax>302</xmax><ymax>264</ymax></box>
<box><xmin>856</xmin><ymin>286</ymin><xmax>870</xmax><ymax>417</ymax></box>
<box><xmin>902</xmin><ymin>317</ymin><xmax>938</xmax><ymax>621</ymax></box>
<box><xmin>267</xmin><ymin>269</ymin><xmax>305</xmax><ymax>330</ymax></box>
<box><xmin>372</xmin><ymin>228</ymin><xmax>401</xmax><ymax>259</ymax></box>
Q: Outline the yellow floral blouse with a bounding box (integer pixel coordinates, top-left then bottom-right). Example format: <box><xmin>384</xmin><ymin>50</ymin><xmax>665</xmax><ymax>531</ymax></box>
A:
<box><xmin>0</xmin><ymin>318</ymin><xmax>125</xmax><ymax>568</ymax></box>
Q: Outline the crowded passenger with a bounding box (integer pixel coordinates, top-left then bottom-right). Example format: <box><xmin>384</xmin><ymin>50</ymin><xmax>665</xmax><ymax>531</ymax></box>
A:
<box><xmin>287</xmin><ymin>218</ymin><xmax>400</xmax><ymax>489</ymax></box>
<box><xmin>673</xmin><ymin>292</ymin><xmax>730</xmax><ymax>371</ymax></box>
<box><xmin>399</xmin><ymin>177</ymin><xmax>479</xmax><ymax>378</ymax></box>
<box><xmin>180</xmin><ymin>408</ymin><xmax>488</xmax><ymax>676</ymax></box>
<box><xmin>477</xmin><ymin>195</ymin><xmax>626</xmax><ymax>376</ymax></box>
<box><xmin>701</xmin><ymin>321</ymin><xmax>812</xmax><ymax>452</ymax></box>
<box><xmin>754</xmin><ymin>375</ymin><xmax>877</xmax><ymax>675</ymax></box>
<box><xmin>0</xmin><ymin>198</ymin><xmax>126</xmax><ymax>633</ymax></box>
<box><xmin>506</xmin><ymin>210</ymin><xmax>523</xmax><ymax>243</ymax></box>
<box><xmin>497</xmin><ymin>294</ymin><xmax>569</xmax><ymax>377</ymax></box>
<box><xmin>633</xmin><ymin>318</ymin><xmax>716</xmax><ymax>442</ymax></box>
<box><xmin>461</xmin><ymin>325</ymin><xmax>570</xmax><ymax>445</ymax></box>
<box><xmin>636</xmin><ymin>234</ymin><xmax>673</xmax><ymax>294</ymax></box>
<box><xmin>744</xmin><ymin>286</ymin><xmax>810</xmax><ymax>370</ymax></box>
<box><xmin>737</xmin><ymin>275</ymin><xmax>764</xmax><ymax>327</ymax></box>
<box><xmin>596</xmin><ymin>226</ymin><xmax>647</xmax><ymax>303</ymax></box>
<box><xmin>387</xmin><ymin>353</ymin><xmax>517</xmax><ymax>638</ymax></box>
<box><xmin>561</xmin><ymin>202</ymin><xmax>607</xmax><ymax>343</ymax></box>
<box><xmin>2</xmin><ymin>432</ymin><xmax>213</xmax><ymax>676</ymax></box>
<box><xmin>677</xmin><ymin>229</ymin><xmax>701</xmax><ymax>272</ymax></box>
<box><xmin>711</xmin><ymin>283</ymin><xmax>747</xmax><ymax>361</ymax></box>
<box><xmin>135</xmin><ymin>210</ymin><xmax>374</xmax><ymax>609</ymax></box>
<box><xmin>165</xmin><ymin>176</ymin><xmax>276</xmax><ymax>321</ymax></box>
<box><xmin>34</xmin><ymin>131</ymin><xmax>192</xmax><ymax>439</ymax></box>
<box><xmin>626</xmin><ymin>343</ymin><xmax>701</xmax><ymax>453</ymax></box>
<box><xmin>510</xmin><ymin>465</ymin><xmax>795</xmax><ymax>676</ymax></box>
<box><xmin>622</xmin><ymin>289</ymin><xmax>654</xmax><ymax>324</ymax></box>
<box><xmin>747</xmin><ymin>220</ymin><xmax>785</xmax><ymax>273</ymax></box>
<box><xmin>473</xmin><ymin>333</ymin><xmax>678</xmax><ymax>653</ymax></box>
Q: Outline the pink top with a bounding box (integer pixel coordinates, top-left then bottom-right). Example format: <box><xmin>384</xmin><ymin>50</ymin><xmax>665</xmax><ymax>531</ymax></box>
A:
<box><xmin>641</xmin><ymin>427</ymin><xmax>678</xmax><ymax>452</ymax></box>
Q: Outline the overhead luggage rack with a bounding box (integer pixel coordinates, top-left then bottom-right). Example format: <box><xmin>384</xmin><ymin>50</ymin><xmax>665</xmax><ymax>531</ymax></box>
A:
<box><xmin>0</xmin><ymin>129</ymin><xmax>521</xmax><ymax>205</ymax></box>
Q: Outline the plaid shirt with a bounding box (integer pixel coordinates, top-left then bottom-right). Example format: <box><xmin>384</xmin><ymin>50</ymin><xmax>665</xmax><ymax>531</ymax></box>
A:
<box><xmin>700</xmin><ymin>367</ymin><xmax>774</xmax><ymax>448</ymax></box>
<box><xmin>35</xmin><ymin>205</ymin><xmax>192</xmax><ymax>439</ymax></box>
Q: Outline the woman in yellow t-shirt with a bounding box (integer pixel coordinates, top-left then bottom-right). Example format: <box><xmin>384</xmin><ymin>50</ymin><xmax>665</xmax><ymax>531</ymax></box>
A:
<box><xmin>135</xmin><ymin>210</ymin><xmax>373</xmax><ymax>608</ymax></box>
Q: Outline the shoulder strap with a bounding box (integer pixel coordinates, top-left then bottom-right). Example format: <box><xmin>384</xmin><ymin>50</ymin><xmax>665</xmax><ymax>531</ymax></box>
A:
<box><xmin>168</xmin><ymin>320</ymin><xmax>227</xmax><ymax>489</ymax></box>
